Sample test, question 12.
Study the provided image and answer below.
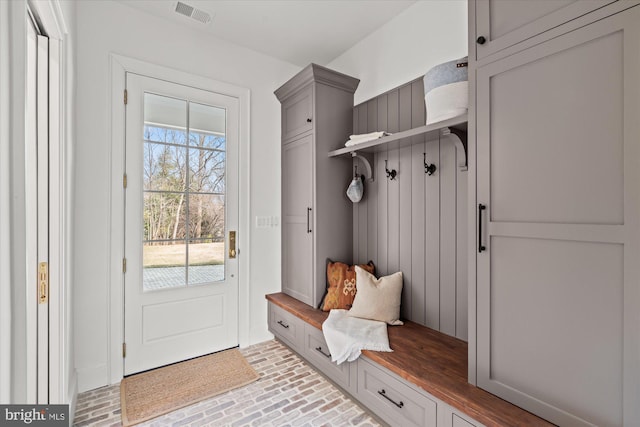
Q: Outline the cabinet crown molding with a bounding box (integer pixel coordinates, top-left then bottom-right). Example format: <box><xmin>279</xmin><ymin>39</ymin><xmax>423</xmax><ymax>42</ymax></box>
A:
<box><xmin>275</xmin><ymin>63</ymin><xmax>360</xmax><ymax>102</ymax></box>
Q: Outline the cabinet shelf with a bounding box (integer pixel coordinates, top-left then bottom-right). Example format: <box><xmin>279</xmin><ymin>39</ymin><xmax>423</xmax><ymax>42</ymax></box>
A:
<box><xmin>327</xmin><ymin>113</ymin><xmax>467</xmax><ymax>158</ymax></box>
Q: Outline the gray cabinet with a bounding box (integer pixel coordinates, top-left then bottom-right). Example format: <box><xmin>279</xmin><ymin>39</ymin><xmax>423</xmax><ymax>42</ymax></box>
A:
<box><xmin>471</xmin><ymin>3</ymin><xmax>640</xmax><ymax>426</ymax></box>
<box><xmin>276</xmin><ymin>64</ymin><xmax>359</xmax><ymax>307</ymax></box>
<box><xmin>473</xmin><ymin>0</ymin><xmax>617</xmax><ymax>60</ymax></box>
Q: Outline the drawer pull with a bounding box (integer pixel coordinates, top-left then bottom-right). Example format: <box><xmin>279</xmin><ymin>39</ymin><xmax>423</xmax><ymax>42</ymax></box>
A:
<box><xmin>315</xmin><ymin>346</ymin><xmax>331</xmax><ymax>358</ymax></box>
<box><xmin>378</xmin><ymin>389</ymin><xmax>404</xmax><ymax>409</ymax></box>
<box><xmin>277</xmin><ymin>320</ymin><xmax>289</xmax><ymax>329</ymax></box>
<box><xmin>306</xmin><ymin>118</ymin><xmax>312</xmax><ymax>123</ymax></box>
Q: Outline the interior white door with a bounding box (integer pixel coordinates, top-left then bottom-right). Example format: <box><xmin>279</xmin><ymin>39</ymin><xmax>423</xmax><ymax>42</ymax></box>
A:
<box><xmin>124</xmin><ymin>73</ymin><xmax>239</xmax><ymax>375</ymax></box>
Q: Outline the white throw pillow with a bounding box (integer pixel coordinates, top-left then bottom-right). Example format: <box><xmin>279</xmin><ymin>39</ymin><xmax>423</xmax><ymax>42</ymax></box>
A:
<box><xmin>348</xmin><ymin>266</ymin><xmax>404</xmax><ymax>325</ymax></box>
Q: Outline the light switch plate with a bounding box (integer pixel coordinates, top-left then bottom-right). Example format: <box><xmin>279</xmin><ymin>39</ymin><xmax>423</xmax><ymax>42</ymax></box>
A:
<box><xmin>256</xmin><ymin>216</ymin><xmax>279</xmax><ymax>228</ymax></box>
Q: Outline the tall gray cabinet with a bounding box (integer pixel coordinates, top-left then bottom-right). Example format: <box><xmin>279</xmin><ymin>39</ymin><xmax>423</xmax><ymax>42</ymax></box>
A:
<box><xmin>275</xmin><ymin>64</ymin><xmax>359</xmax><ymax>307</ymax></box>
<box><xmin>469</xmin><ymin>1</ymin><xmax>640</xmax><ymax>426</ymax></box>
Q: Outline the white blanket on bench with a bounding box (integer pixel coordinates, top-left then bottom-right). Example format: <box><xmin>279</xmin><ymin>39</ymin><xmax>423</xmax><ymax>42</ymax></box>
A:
<box><xmin>322</xmin><ymin>309</ymin><xmax>392</xmax><ymax>365</ymax></box>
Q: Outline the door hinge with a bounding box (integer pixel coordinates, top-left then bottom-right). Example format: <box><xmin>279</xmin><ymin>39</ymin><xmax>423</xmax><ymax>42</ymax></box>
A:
<box><xmin>38</xmin><ymin>262</ymin><xmax>48</xmax><ymax>304</ymax></box>
<box><xmin>122</xmin><ymin>343</ymin><xmax>126</xmax><ymax>358</ymax></box>
<box><xmin>122</xmin><ymin>258</ymin><xmax>127</xmax><ymax>273</ymax></box>
<box><xmin>124</xmin><ymin>89</ymin><xmax>128</xmax><ymax>105</ymax></box>
<box><xmin>123</xmin><ymin>173</ymin><xmax>127</xmax><ymax>188</ymax></box>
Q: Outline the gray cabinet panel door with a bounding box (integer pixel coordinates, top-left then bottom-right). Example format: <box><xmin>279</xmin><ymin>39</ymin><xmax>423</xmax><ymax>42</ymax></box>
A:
<box><xmin>282</xmin><ymin>86</ymin><xmax>313</xmax><ymax>142</ymax></box>
<box><xmin>282</xmin><ymin>135</ymin><xmax>314</xmax><ymax>305</ymax></box>
<box><xmin>475</xmin><ymin>0</ymin><xmax>615</xmax><ymax>59</ymax></box>
<box><xmin>476</xmin><ymin>7</ymin><xmax>640</xmax><ymax>426</ymax></box>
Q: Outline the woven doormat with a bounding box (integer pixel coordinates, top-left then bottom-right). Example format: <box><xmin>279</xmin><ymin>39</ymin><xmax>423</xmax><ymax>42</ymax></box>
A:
<box><xmin>120</xmin><ymin>349</ymin><xmax>259</xmax><ymax>426</ymax></box>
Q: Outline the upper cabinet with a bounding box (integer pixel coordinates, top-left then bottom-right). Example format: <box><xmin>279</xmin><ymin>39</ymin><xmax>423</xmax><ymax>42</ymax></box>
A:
<box><xmin>474</xmin><ymin>0</ymin><xmax>617</xmax><ymax>60</ymax></box>
<box><xmin>282</xmin><ymin>86</ymin><xmax>313</xmax><ymax>142</ymax></box>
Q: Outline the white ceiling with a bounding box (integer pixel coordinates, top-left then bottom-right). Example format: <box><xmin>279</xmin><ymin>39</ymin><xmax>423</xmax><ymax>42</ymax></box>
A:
<box><xmin>115</xmin><ymin>0</ymin><xmax>417</xmax><ymax>66</ymax></box>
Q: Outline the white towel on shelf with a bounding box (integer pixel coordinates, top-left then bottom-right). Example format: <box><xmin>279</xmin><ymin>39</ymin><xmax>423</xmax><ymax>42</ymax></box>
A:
<box><xmin>344</xmin><ymin>131</ymin><xmax>391</xmax><ymax>147</ymax></box>
<box><xmin>322</xmin><ymin>309</ymin><xmax>392</xmax><ymax>365</ymax></box>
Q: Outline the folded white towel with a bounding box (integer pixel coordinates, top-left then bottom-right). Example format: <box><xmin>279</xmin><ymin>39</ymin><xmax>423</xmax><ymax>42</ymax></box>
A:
<box><xmin>322</xmin><ymin>309</ymin><xmax>392</xmax><ymax>365</ymax></box>
<box><xmin>344</xmin><ymin>131</ymin><xmax>391</xmax><ymax>147</ymax></box>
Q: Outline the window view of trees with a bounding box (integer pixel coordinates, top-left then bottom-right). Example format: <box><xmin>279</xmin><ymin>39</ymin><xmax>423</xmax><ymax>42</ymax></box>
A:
<box><xmin>143</xmin><ymin>124</ymin><xmax>226</xmax><ymax>248</ymax></box>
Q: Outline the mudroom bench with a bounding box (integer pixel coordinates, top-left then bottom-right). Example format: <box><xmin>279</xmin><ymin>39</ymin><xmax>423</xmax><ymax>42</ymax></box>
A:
<box><xmin>266</xmin><ymin>293</ymin><xmax>551</xmax><ymax>427</ymax></box>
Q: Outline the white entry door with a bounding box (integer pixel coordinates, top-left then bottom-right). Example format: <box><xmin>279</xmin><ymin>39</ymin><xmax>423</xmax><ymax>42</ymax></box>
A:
<box><xmin>124</xmin><ymin>73</ymin><xmax>239</xmax><ymax>375</ymax></box>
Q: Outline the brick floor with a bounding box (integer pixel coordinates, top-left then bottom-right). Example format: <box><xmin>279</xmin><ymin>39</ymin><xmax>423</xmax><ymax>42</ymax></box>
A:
<box><xmin>73</xmin><ymin>340</ymin><xmax>384</xmax><ymax>427</ymax></box>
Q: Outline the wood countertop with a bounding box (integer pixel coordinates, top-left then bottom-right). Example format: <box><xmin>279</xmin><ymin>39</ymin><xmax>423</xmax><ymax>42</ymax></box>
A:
<box><xmin>266</xmin><ymin>292</ymin><xmax>554</xmax><ymax>427</ymax></box>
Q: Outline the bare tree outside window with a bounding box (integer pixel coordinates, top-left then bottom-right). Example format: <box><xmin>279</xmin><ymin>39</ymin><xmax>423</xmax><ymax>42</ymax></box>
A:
<box><xmin>142</xmin><ymin>122</ymin><xmax>226</xmax><ymax>289</ymax></box>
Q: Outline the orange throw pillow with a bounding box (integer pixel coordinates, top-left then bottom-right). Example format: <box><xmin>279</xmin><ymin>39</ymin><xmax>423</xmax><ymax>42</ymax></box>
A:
<box><xmin>321</xmin><ymin>261</ymin><xmax>375</xmax><ymax>311</ymax></box>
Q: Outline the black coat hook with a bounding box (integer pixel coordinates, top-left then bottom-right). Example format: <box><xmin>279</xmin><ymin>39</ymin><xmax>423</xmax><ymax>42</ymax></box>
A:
<box><xmin>385</xmin><ymin>160</ymin><xmax>397</xmax><ymax>180</ymax></box>
<box><xmin>424</xmin><ymin>153</ymin><xmax>436</xmax><ymax>176</ymax></box>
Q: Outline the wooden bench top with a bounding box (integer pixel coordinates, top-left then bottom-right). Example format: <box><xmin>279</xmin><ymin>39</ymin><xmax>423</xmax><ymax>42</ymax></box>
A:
<box><xmin>266</xmin><ymin>292</ymin><xmax>553</xmax><ymax>427</ymax></box>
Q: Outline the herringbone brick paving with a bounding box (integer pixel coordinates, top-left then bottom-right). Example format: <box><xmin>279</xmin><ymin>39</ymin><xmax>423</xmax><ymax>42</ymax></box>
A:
<box><xmin>73</xmin><ymin>340</ymin><xmax>384</xmax><ymax>427</ymax></box>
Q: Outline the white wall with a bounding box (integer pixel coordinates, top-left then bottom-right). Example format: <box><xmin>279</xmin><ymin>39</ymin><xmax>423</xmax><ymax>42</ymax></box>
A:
<box><xmin>2</xmin><ymin>0</ymin><xmax>29</xmax><ymax>403</ymax></box>
<box><xmin>74</xmin><ymin>0</ymin><xmax>299</xmax><ymax>392</ymax></box>
<box><xmin>328</xmin><ymin>0</ymin><xmax>467</xmax><ymax>105</ymax></box>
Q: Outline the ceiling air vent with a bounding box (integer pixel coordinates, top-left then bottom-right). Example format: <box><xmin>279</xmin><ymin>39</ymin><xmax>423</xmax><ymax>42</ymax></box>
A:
<box><xmin>174</xmin><ymin>1</ymin><xmax>212</xmax><ymax>24</ymax></box>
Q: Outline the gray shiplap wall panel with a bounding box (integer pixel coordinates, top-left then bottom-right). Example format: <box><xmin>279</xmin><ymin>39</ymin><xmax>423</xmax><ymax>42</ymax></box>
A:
<box><xmin>456</xmin><ymin>159</ymin><xmax>468</xmax><ymax>340</ymax></box>
<box><xmin>411</xmin><ymin>81</ymin><xmax>427</xmax><ymax>148</ymax></box>
<box><xmin>440</xmin><ymin>139</ymin><xmax>457</xmax><ymax>337</ymax></box>
<box><xmin>377</xmin><ymin>95</ymin><xmax>388</xmax><ymax>132</ymax></box>
<box><xmin>425</xmin><ymin>139</ymin><xmax>440</xmax><ymax>331</ymax></box>
<box><xmin>376</xmin><ymin>152</ymin><xmax>388</xmax><ymax>274</ymax></box>
<box><xmin>358</xmin><ymin>103</ymin><xmax>368</xmax><ymax>137</ymax></box>
<box><xmin>387</xmin><ymin>148</ymin><xmax>400</xmax><ymax>275</ymax></box>
<box><xmin>359</xmin><ymin>183</ymin><xmax>368</xmax><ymax>264</ymax></box>
<box><xmin>352</xmin><ymin>107</ymin><xmax>358</xmax><ymax>262</ymax></box>
<box><xmin>367</xmin><ymin>165</ymin><xmax>378</xmax><ymax>267</ymax></box>
<box><xmin>399</xmin><ymin>85</ymin><xmax>412</xmax><ymax>132</ymax></box>
<box><xmin>350</xmin><ymin>77</ymin><xmax>468</xmax><ymax>339</ymax></box>
<box><xmin>388</xmin><ymin>90</ymin><xmax>399</xmax><ymax>133</ymax></box>
<box><xmin>399</xmin><ymin>146</ymin><xmax>413</xmax><ymax>321</ymax></box>
<box><xmin>367</xmin><ymin>99</ymin><xmax>378</xmax><ymax>133</ymax></box>
<box><xmin>411</xmin><ymin>142</ymin><xmax>427</xmax><ymax>325</ymax></box>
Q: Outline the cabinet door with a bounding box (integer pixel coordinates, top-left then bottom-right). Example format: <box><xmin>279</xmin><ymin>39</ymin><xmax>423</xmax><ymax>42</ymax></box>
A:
<box><xmin>476</xmin><ymin>7</ymin><xmax>640</xmax><ymax>427</ymax></box>
<box><xmin>474</xmin><ymin>0</ymin><xmax>616</xmax><ymax>59</ymax></box>
<box><xmin>282</xmin><ymin>85</ymin><xmax>313</xmax><ymax>142</ymax></box>
<box><xmin>282</xmin><ymin>135</ymin><xmax>314</xmax><ymax>305</ymax></box>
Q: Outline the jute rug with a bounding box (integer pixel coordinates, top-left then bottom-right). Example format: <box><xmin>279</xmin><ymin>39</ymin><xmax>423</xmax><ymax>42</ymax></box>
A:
<box><xmin>120</xmin><ymin>349</ymin><xmax>260</xmax><ymax>426</ymax></box>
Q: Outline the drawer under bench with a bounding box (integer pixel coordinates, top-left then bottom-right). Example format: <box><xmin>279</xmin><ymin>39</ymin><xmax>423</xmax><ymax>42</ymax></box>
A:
<box><xmin>266</xmin><ymin>292</ymin><xmax>552</xmax><ymax>427</ymax></box>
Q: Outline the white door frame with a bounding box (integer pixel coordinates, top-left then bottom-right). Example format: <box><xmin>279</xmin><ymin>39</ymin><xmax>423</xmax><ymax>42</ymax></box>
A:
<box><xmin>109</xmin><ymin>54</ymin><xmax>251</xmax><ymax>384</ymax></box>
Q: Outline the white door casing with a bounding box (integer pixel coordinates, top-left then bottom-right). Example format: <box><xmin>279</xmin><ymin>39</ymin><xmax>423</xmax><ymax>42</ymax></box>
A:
<box><xmin>124</xmin><ymin>73</ymin><xmax>239</xmax><ymax>375</ymax></box>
